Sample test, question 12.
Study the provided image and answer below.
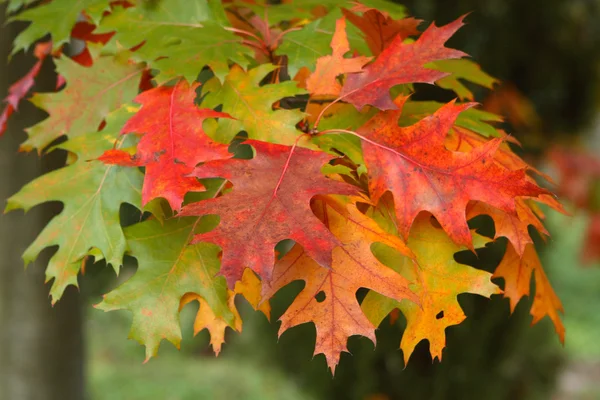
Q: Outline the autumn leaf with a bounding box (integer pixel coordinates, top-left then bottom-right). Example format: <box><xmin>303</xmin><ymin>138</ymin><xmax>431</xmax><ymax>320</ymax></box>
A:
<box><xmin>99</xmin><ymin>80</ymin><xmax>232</xmax><ymax>211</ymax></box>
<box><xmin>201</xmin><ymin>64</ymin><xmax>306</xmax><ymax>145</ymax></box>
<box><xmin>180</xmin><ymin>268</ymin><xmax>271</xmax><ymax>355</ymax></box>
<box><xmin>234</xmin><ymin>268</ymin><xmax>272</xmax><ymax>320</ymax></box>
<box><xmin>245</xmin><ymin>0</ymin><xmax>408</xmax><ymax>26</ymax></box>
<box><xmin>401</xmin><ymin>101</ymin><xmax>504</xmax><ymax>138</ymax></box>
<box><xmin>95</xmin><ymin>189</ymin><xmax>236</xmax><ymax>361</ymax></box>
<box><xmin>430</xmin><ymin>59</ymin><xmax>498</xmax><ymax>101</ymax></box>
<box><xmin>276</xmin><ymin>9</ymin><xmax>370</xmax><ymax>78</ymax></box>
<box><xmin>340</xmin><ymin>16</ymin><xmax>467</xmax><ymax>110</ymax></box>
<box><xmin>179</xmin><ymin>140</ymin><xmax>358</xmax><ymax>287</ymax></box>
<box><xmin>353</xmin><ymin>98</ymin><xmax>549</xmax><ymax>248</ymax></box>
<box><xmin>306</xmin><ymin>17</ymin><xmax>371</xmax><ymax>97</ymax></box>
<box><xmin>467</xmin><ymin>200</ymin><xmax>548</xmax><ymax>257</ymax></box>
<box><xmin>0</xmin><ymin>41</ymin><xmax>51</xmax><ymax>136</ymax></box>
<box><xmin>68</xmin><ymin>21</ymin><xmax>116</xmax><ymax>67</ymax></box>
<box><xmin>362</xmin><ymin>213</ymin><xmax>501</xmax><ymax>363</ymax></box>
<box><xmin>98</xmin><ymin>0</ymin><xmax>251</xmax><ymax>83</ymax></box>
<box><xmin>9</xmin><ymin>0</ymin><xmax>111</xmax><ymax>52</ymax></box>
<box><xmin>3</xmin><ymin>0</ymin><xmax>38</xmax><ymax>14</ymax></box>
<box><xmin>342</xmin><ymin>6</ymin><xmax>421</xmax><ymax>56</ymax></box>
<box><xmin>23</xmin><ymin>53</ymin><xmax>143</xmax><ymax>152</ymax></box>
<box><xmin>180</xmin><ymin>292</ymin><xmax>241</xmax><ymax>356</ymax></box>
<box><xmin>495</xmin><ymin>243</ymin><xmax>565</xmax><ymax>342</ymax></box>
<box><xmin>5</xmin><ymin>107</ymin><xmax>142</xmax><ymax>303</ymax></box>
<box><xmin>262</xmin><ymin>196</ymin><xmax>418</xmax><ymax>373</ymax></box>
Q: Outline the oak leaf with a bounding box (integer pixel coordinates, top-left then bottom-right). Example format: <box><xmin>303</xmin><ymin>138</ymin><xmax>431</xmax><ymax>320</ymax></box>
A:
<box><xmin>99</xmin><ymin>80</ymin><xmax>232</xmax><ymax>211</ymax></box>
<box><xmin>10</xmin><ymin>0</ymin><xmax>111</xmax><ymax>52</ymax></box>
<box><xmin>95</xmin><ymin>211</ymin><xmax>236</xmax><ymax>361</ymax></box>
<box><xmin>362</xmin><ymin>213</ymin><xmax>501</xmax><ymax>363</ymax></box>
<box><xmin>495</xmin><ymin>243</ymin><xmax>565</xmax><ymax>342</ymax></box>
<box><xmin>0</xmin><ymin>41</ymin><xmax>51</xmax><ymax>136</ymax></box>
<box><xmin>306</xmin><ymin>17</ymin><xmax>372</xmax><ymax>97</ymax></box>
<box><xmin>431</xmin><ymin>59</ymin><xmax>498</xmax><ymax>101</ymax></box>
<box><xmin>340</xmin><ymin>16</ymin><xmax>467</xmax><ymax>110</ymax></box>
<box><xmin>98</xmin><ymin>0</ymin><xmax>251</xmax><ymax>83</ymax></box>
<box><xmin>276</xmin><ymin>9</ymin><xmax>369</xmax><ymax>78</ymax></box>
<box><xmin>180</xmin><ymin>268</ymin><xmax>271</xmax><ymax>355</ymax></box>
<box><xmin>179</xmin><ymin>140</ymin><xmax>358</xmax><ymax>287</ymax></box>
<box><xmin>342</xmin><ymin>6</ymin><xmax>421</xmax><ymax>56</ymax></box>
<box><xmin>467</xmin><ymin>201</ymin><xmax>548</xmax><ymax>257</ymax></box>
<box><xmin>5</xmin><ymin>108</ymin><xmax>142</xmax><ymax>302</ymax></box>
<box><xmin>201</xmin><ymin>64</ymin><xmax>306</xmax><ymax>145</ymax></box>
<box><xmin>262</xmin><ymin>196</ymin><xmax>418</xmax><ymax>373</ymax></box>
<box><xmin>354</xmin><ymin>98</ymin><xmax>549</xmax><ymax>248</ymax></box>
<box><xmin>23</xmin><ymin>53</ymin><xmax>143</xmax><ymax>152</ymax></box>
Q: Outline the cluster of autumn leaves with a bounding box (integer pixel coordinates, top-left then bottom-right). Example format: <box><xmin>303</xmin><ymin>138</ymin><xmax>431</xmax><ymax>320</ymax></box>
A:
<box><xmin>1</xmin><ymin>0</ymin><xmax>567</xmax><ymax>372</ymax></box>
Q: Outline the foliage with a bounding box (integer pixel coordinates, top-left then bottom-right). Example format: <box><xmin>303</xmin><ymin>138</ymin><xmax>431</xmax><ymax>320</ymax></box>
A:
<box><xmin>1</xmin><ymin>0</ymin><xmax>567</xmax><ymax>373</ymax></box>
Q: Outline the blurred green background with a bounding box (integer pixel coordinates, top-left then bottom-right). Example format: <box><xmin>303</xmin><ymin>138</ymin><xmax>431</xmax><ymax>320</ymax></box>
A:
<box><xmin>1</xmin><ymin>0</ymin><xmax>600</xmax><ymax>399</ymax></box>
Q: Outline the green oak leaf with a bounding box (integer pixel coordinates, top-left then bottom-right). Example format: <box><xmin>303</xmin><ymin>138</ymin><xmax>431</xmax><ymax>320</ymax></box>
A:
<box><xmin>245</xmin><ymin>0</ymin><xmax>406</xmax><ymax>25</ymax></box>
<box><xmin>2</xmin><ymin>0</ymin><xmax>38</xmax><ymax>14</ymax></box>
<box><xmin>23</xmin><ymin>52</ymin><xmax>143</xmax><ymax>152</ymax></box>
<box><xmin>429</xmin><ymin>59</ymin><xmax>498</xmax><ymax>101</ymax></box>
<box><xmin>400</xmin><ymin>101</ymin><xmax>504</xmax><ymax>138</ymax></box>
<box><xmin>99</xmin><ymin>0</ymin><xmax>250</xmax><ymax>83</ymax></box>
<box><xmin>358</xmin><ymin>0</ymin><xmax>407</xmax><ymax>18</ymax></box>
<box><xmin>201</xmin><ymin>64</ymin><xmax>306</xmax><ymax>145</ymax></box>
<box><xmin>312</xmin><ymin>104</ymin><xmax>376</xmax><ymax>166</ymax></box>
<box><xmin>10</xmin><ymin>0</ymin><xmax>112</xmax><ymax>52</ymax></box>
<box><xmin>96</xmin><ymin>183</ymin><xmax>235</xmax><ymax>360</ymax></box>
<box><xmin>5</xmin><ymin>107</ymin><xmax>143</xmax><ymax>303</ymax></box>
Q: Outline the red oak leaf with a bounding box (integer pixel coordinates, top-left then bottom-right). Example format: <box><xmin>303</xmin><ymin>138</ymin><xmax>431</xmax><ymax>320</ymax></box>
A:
<box><xmin>354</xmin><ymin>98</ymin><xmax>549</xmax><ymax>248</ymax></box>
<box><xmin>71</xmin><ymin>21</ymin><xmax>115</xmax><ymax>44</ymax></box>
<box><xmin>495</xmin><ymin>243</ymin><xmax>565</xmax><ymax>342</ymax></box>
<box><xmin>99</xmin><ymin>80</ymin><xmax>232</xmax><ymax>210</ymax></box>
<box><xmin>69</xmin><ymin>21</ymin><xmax>116</xmax><ymax>67</ymax></box>
<box><xmin>306</xmin><ymin>17</ymin><xmax>371</xmax><ymax>97</ymax></box>
<box><xmin>0</xmin><ymin>41</ymin><xmax>52</xmax><ymax>136</ymax></box>
<box><xmin>342</xmin><ymin>7</ymin><xmax>421</xmax><ymax>56</ymax></box>
<box><xmin>179</xmin><ymin>140</ymin><xmax>358</xmax><ymax>287</ymax></box>
<box><xmin>340</xmin><ymin>16</ymin><xmax>467</xmax><ymax>110</ymax></box>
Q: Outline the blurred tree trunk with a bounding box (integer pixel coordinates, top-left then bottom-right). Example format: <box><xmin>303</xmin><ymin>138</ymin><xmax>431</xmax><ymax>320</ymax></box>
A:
<box><xmin>0</xmin><ymin>7</ymin><xmax>85</xmax><ymax>400</ymax></box>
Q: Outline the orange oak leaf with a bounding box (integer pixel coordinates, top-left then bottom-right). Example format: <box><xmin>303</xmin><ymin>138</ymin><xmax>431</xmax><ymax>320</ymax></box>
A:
<box><xmin>467</xmin><ymin>200</ymin><xmax>548</xmax><ymax>257</ymax></box>
<box><xmin>179</xmin><ymin>269</ymin><xmax>270</xmax><ymax>356</ymax></box>
<box><xmin>361</xmin><ymin>213</ymin><xmax>501</xmax><ymax>363</ymax></box>
<box><xmin>180</xmin><ymin>291</ymin><xmax>241</xmax><ymax>356</ymax></box>
<box><xmin>179</xmin><ymin>141</ymin><xmax>358</xmax><ymax>287</ymax></box>
<box><xmin>262</xmin><ymin>196</ymin><xmax>418</xmax><ymax>373</ymax></box>
<box><xmin>494</xmin><ymin>243</ymin><xmax>565</xmax><ymax>342</ymax></box>
<box><xmin>340</xmin><ymin>15</ymin><xmax>467</xmax><ymax>110</ymax></box>
<box><xmin>305</xmin><ymin>17</ymin><xmax>371</xmax><ymax>97</ymax></box>
<box><xmin>342</xmin><ymin>7</ymin><xmax>421</xmax><ymax>56</ymax></box>
<box><xmin>0</xmin><ymin>41</ymin><xmax>52</xmax><ymax>136</ymax></box>
<box><xmin>99</xmin><ymin>80</ymin><xmax>232</xmax><ymax>210</ymax></box>
<box><xmin>234</xmin><ymin>268</ymin><xmax>271</xmax><ymax>320</ymax></box>
<box><xmin>354</xmin><ymin>98</ymin><xmax>549</xmax><ymax>248</ymax></box>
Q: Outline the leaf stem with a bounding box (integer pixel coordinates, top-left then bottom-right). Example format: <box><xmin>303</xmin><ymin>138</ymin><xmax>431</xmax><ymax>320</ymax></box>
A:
<box><xmin>312</xmin><ymin>87</ymin><xmax>361</xmax><ymax>130</ymax></box>
<box><xmin>317</xmin><ymin>128</ymin><xmax>398</xmax><ymax>157</ymax></box>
